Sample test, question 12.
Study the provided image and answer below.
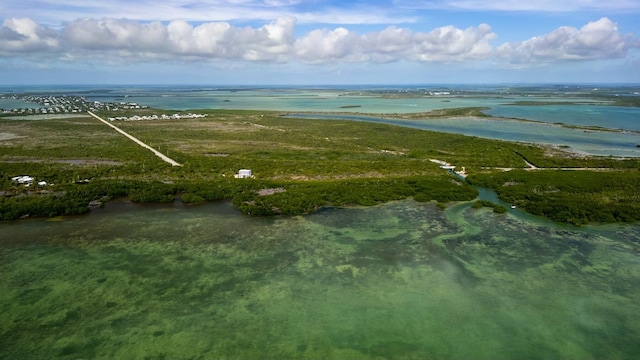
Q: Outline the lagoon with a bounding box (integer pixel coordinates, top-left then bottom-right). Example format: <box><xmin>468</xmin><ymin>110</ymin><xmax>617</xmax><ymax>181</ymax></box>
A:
<box><xmin>486</xmin><ymin>104</ymin><xmax>640</xmax><ymax>132</ymax></box>
<box><xmin>72</xmin><ymin>86</ymin><xmax>640</xmax><ymax>157</ymax></box>
<box><xmin>87</xmin><ymin>89</ymin><xmax>594</xmax><ymax>115</ymax></box>
<box><xmin>287</xmin><ymin>113</ymin><xmax>640</xmax><ymax>157</ymax></box>
<box><xmin>0</xmin><ymin>98</ymin><xmax>42</xmax><ymax>111</ymax></box>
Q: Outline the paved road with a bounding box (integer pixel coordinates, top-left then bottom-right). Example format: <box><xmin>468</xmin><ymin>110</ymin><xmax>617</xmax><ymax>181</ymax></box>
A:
<box><xmin>88</xmin><ymin>111</ymin><xmax>183</xmax><ymax>167</ymax></box>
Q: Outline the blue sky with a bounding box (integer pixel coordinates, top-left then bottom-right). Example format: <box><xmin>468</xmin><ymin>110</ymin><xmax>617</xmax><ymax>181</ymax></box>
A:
<box><xmin>1</xmin><ymin>0</ymin><xmax>639</xmax><ymax>85</ymax></box>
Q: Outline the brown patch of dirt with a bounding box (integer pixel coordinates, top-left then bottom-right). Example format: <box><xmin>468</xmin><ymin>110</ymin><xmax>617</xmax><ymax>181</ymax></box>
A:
<box><xmin>257</xmin><ymin>188</ymin><xmax>287</xmax><ymax>196</ymax></box>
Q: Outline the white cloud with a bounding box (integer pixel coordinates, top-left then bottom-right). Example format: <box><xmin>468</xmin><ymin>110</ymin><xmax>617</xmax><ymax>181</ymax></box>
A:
<box><xmin>63</xmin><ymin>19</ymin><xmax>168</xmax><ymax>50</ymax></box>
<box><xmin>0</xmin><ymin>18</ymin><xmax>58</xmax><ymax>53</ymax></box>
<box><xmin>295</xmin><ymin>24</ymin><xmax>496</xmax><ymax>63</ymax></box>
<box><xmin>498</xmin><ymin>17</ymin><xmax>639</xmax><ymax>62</ymax></box>
<box><xmin>294</xmin><ymin>28</ymin><xmax>363</xmax><ymax>62</ymax></box>
<box><xmin>56</xmin><ymin>17</ymin><xmax>295</xmax><ymax>61</ymax></box>
<box><xmin>0</xmin><ymin>16</ymin><xmax>638</xmax><ymax>67</ymax></box>
<box><xmin>410</xmin><ymin>24</ymin><xmax>495</xmax><ymax>61</ymax></box>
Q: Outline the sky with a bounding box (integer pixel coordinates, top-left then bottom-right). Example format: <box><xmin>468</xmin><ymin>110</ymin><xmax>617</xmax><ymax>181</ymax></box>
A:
<box><xmin>1</xmin><ymin>0</ymin><xmax>640</xmax><ymax>85</ymax></box>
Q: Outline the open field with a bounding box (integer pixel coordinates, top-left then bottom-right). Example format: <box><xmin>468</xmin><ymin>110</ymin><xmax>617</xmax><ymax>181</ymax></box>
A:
<box><xmin>1</xmin><ymin>109</ymin><xmax>639</xmax><ymax>223</ymax></box>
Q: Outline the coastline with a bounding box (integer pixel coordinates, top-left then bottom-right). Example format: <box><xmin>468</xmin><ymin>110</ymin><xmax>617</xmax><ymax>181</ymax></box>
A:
<box><xmin>1</xmin><ymin>87</ymin><xmax>640</xmax><ymax>224</ymax></box>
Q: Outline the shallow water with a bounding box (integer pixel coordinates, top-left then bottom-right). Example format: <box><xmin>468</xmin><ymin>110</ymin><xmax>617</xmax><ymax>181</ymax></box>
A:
<box><xmin>0</xmin><ymin>98</ymin><xmax>42</xmax><ymax>110</ymax></box>
<box><xmin>1</xmin><ymin>200</ymin><xmax>639</xmax><ymax>359</ymax></box>
<box><xmin>85</xmin><ymin>87</ymin><xmax>640</xmax><ymax>157</ymax></box>
<box><xmin>5</xmin><ymin>86</ymin><xmax>640</xmax><ymax>156</ymax></box>
<box><xmin>486</xmin><ymin>104</ymin><xmax>640</xmax><ymax>132</ymax></box>
<box><xmin>287</xmin><ymin>114</ymin><xmax>640</xmax><ymax>157</ymax></box>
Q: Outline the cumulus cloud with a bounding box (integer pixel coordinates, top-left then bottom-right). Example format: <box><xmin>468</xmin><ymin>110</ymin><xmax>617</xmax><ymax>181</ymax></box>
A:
<box><xmin>1</xmin><ymin>17</ymin><xmax>296</xmax><ymax>62</ymax></box>
<box><xmin>63</xmin><ymin>19</ymin><xmax>168</xmax><ymax>51</ymax></box>
<box><xmin>410</xmin><ymin>24</ymin><xmax>495</xmax><ymax>61</ymax></box>
<box><xmin>294</xmin><ymin>27</ymin><xmax>363</xmax><ymax>62</ymax></box>
<box><xmin>0</xmin><ymin>16</ymin><xmax>638</xmax><ymax>66</ymax></box>
<box><xmin>0</xmin><ymin>18</ymin><xmax>58</xmax><ymax>53</ymax></box>
<box><xmin>498</xmin><ymin>17</ymin><xmax>638</xmax><ymax>62</ymax></box>
<box><xmin>295</xmin><ymin>24</ymin><xmax>496</xmax><ymax>63</ymax></box>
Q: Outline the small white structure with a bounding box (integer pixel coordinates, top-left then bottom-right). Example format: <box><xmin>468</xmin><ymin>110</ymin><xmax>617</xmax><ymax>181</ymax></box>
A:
<box><xmin>234</xmin><ymin>169</ymin><xmax>253</xmax><ymax>179</ymax></box>
<box><xmin>11</xmin><ymin>175</ymin><xmax>34</xmax><ymax>185</ymax></box>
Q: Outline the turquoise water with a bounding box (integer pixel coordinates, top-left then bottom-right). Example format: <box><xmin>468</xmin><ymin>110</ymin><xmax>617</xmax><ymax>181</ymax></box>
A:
<box><xmin>145</xmin><ymin>92</ymin><xmax>510</xmax><ymax>113</ymax></box>
<box><xmin>78</xmin><ymin>87</ymin><xmax>640</xmax><ymax>157</ymax></box>
<box><xmin>1</xmin><ymin>200</ymin><xmax>639</xmax><ymax>359</ymax></box>
<box><xmin>7</xmin><ymin>86</ymin><xmax>638</xmax><ymax>156</ymax></box>
<box><xmin>287</xmin><ymin>114</ymin><xmax>640</xmax><ymax>157</ymax></box>
<box><xmin>92</xmin><ymin>90</ymin><xmax>594</xmax><ymax>115</ymax></box>
<box><xmin>0</xmin><ymin>98</ymin><xmax>42</xmax><ymax>110</ymax></box>
<box><xmin>486</xmin><ymin>105</ymin><xmax>640</xmax><ymax>132</ymax></box>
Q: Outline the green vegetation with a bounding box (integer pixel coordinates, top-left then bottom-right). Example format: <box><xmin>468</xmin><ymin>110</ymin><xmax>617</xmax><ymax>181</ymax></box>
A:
<box><xmin>472</xmin><ymin>200</ymin><xmax>508</xmax><ymax>214</ymax></box>
<box><xmin>508</xmin><ymin>146</ymin><xmax>640</xmax><ymax>169</ymax></box>
<box><xmin>507</xmin><ymin>101</ymin><xmax>596</xmax><ymax>106</ymax></box>
<box><xmin>1</xmin><ymin>109</ymin><xmax>639</xmax><ymax>223</ymax></box>
<box><xmin>387</xmin><ymin>107</ymin><xmax>491</xmax><ymax>119</ymax></box>
<box><xmin>467</xmin><ymin>170</ymin><xmax>640</xmax><ymax>225</ymax></box>
<box><xmin>611</xmin><ymin>96</ymin><xmax>640</xmax><ymax>107</ymax></box>
<box><xmin>232</xmin><ymin>176</ymin><xmax>477</xmax><ymax>216</ymax></box>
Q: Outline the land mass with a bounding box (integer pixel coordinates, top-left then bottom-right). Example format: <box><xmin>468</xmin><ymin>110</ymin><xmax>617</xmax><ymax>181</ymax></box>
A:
<box><xmin>1</xmin><ymin>106</ymin><xmax>639</xmax><ymax>225</ymax></box>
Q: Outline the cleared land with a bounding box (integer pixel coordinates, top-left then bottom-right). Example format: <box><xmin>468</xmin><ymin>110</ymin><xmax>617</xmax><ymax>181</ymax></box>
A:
<box><xmin>1</xmin><ymin>108</ymin><xmax>639</xmax><ymax>224</ymax></box>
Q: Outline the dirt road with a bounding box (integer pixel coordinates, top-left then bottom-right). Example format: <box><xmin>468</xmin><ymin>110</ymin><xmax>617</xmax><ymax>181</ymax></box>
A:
<box><xmin>88</xmin><ymin>111</ymin><xmax>182</xmax><ymax>167</ymax></box>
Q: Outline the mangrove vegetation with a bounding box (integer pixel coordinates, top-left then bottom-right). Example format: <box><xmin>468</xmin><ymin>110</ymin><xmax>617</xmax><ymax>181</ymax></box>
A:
<box><xmin>1</xmin><ymin>109</ymin><xmax>639</xmax><ymax>224</ymax></box>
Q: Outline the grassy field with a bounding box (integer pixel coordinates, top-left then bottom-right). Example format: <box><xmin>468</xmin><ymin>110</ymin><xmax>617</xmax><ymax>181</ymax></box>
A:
<box><xmin>1</xmin><ymin>109</ymin><xmax>639</xmax><ymax>223</ymax></box>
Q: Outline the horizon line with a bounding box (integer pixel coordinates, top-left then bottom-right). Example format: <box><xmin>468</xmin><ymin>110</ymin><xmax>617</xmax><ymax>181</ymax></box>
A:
<box><xmin>2</xmin><ymin>82</ymin><xmax>640</xmax><ymax>88</ymax></box>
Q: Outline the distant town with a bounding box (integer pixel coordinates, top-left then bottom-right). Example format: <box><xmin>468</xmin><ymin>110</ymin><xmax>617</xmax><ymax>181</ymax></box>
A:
<box><xmin>107</xmin><ymin>113</ymin><xmax>206</xmax><ymax>121</ymax></box>
<box><xmin>0</xmin><ymin>94</ymin><xmax>149</xmax><ymax>115</ymax></box>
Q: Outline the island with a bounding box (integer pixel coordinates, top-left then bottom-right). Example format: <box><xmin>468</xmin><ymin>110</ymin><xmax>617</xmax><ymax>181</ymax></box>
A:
<box><xmin>1</xmin><ymin>92</ymin><xmax>639</xmax><ymax>225</ymax></box>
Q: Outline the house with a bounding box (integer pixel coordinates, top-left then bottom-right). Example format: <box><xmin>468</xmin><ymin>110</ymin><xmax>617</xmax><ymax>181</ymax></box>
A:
<box><xmin>11</xmin><ymin>175</ymin><xmax>35</xmax><ymax>185</ymax></box>
<box><xmin>234</xmin><ymin>169</ymin><xmax>253</xmax><ymax>178</ymax></box>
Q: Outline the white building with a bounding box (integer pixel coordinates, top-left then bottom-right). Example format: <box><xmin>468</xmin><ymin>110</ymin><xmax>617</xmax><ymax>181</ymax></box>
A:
<box><xmin>234</xmin><ymin>169</ymin><xmax>253</xmax><ymax>178</ymax></box>
<box><xmin>11</xmin><ymin>175</ymin><xmax>34</xmax><ymax>185</ymax></box>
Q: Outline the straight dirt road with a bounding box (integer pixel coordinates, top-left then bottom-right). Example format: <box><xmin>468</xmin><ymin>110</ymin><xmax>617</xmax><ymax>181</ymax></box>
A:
<box><xmin>88</xmin><ymin>111</ymin><xmax>183</xmax><ymax>167</ymax></box>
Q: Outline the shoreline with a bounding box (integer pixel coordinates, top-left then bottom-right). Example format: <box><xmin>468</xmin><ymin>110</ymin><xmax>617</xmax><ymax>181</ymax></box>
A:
<box><xmin>2</xmin><ymin>106</ymin><xmax>639</xmax><ymax>225</ymax></box>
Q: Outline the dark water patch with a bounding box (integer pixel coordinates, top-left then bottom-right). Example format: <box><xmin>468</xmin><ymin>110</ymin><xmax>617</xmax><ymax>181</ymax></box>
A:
<box><xmin>17</xmin><ymin>286</ymin><xmax>51</xmax><ymax>305</ymax></box>
<box><xmin>105</xmin><ymin>301</ymin><xmax>118</xmax><ymax>308</ymax></box>
<box><xmin>57</xmin><ymin>340</ymin><xmax>94</xmax><ymax>358</ymax></box>
<box><xmin>367</xmin><ymin>340</ymin><xmax>423</xmax><ymax>359</ymax></box>
<box><xmin>425</xmin><ymin>243</ymin><xmax>482</xmax><ymax>288</ymax></box>
<box><xmin>353</xmin><ymin>237</ymin><xmax>418</xmax><ymax>267</ymax></box>
<box><xmin>175</xmin><ymin>254</ymin><xmax>192</xmax><ymax>262</ymax></box>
